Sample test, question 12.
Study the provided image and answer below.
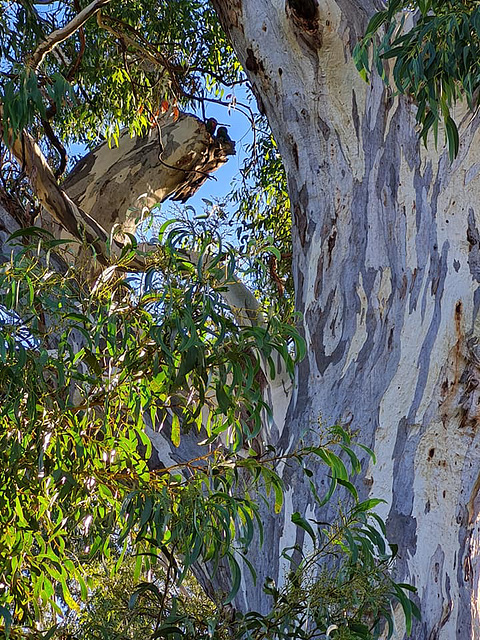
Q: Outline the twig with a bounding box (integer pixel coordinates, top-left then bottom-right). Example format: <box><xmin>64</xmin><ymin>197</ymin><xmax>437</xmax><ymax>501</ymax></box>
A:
<box><xmin>41</xmin><ymin>118</ymin><xmax>68</xmax><ymax>178</ymax></box>
<box><xmin>28</xmin><ymin>0</ymin><xmax>112</xmax><ymax>70</ymax></box>
<box><xmin>66</xmin><ymin>0</ymin><xmax>86</xmax><ymax>81</ymax></box>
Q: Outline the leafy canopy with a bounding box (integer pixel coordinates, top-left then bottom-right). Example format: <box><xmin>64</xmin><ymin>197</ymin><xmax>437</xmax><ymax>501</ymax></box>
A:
<box><xmin>1</xmin><ymin>0</ymin><xmax>240</xmax><ymax>146</ymax></box>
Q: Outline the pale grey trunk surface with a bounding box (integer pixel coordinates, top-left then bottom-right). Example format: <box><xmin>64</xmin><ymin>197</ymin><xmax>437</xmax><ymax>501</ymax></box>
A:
<box><xmin>212</xmin><ymin>0</ymin><xmax>480</xmax><ymax>637</ymax></box>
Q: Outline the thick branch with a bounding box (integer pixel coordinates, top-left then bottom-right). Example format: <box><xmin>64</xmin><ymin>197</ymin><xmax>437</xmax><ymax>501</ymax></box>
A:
<box><xmin>1</xmin><ymin>107</ymin><xmax>262</xmax><ymax>333</ymax></box>
<box><xmin>1</xmin><ymin>116</ymin><xmax>119</xmax><ymax>265</ymax></box>
<box><xmin>62</xmin><ymin>114</ymin><xmax>234</xmax><ymax>235</ymax></box>
<box><xmin>28</xmin><ymin>0</ymin><xmax>111</xmax><ymax>70</ymax></box>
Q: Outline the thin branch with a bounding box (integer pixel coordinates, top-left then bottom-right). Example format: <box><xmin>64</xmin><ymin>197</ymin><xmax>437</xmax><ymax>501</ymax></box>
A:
<box><xmin>41</xmin><ymin>118</ymin><xmax>68</xmax><ymax>178</ymax></box>
<box><xmin>66</xmin><ymin>0</ymin><xmax>87</xmax><ymax>82</ymax></box>
<box><xmin>96</xmin><ymin>10</ymin><xmax>184</xmax><ymax>98</ymax></box>
<box><xmin>28</xmin><ymin>0</ymin><xmax>112</xmax><ymax>71</ymax></box>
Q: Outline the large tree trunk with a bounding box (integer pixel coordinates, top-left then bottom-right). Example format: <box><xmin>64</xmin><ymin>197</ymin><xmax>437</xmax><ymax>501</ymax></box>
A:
<box><xmin>212</xmin><ymin>0</ymin><xmax>480</xmax><ymax>637</ymax></box>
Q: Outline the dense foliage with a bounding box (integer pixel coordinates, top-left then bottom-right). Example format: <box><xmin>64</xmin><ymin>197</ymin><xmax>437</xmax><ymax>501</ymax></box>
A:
<box><xmin>4</xmin><ymin>0</ymin><xmax>466</xmax><ymax>637</ymax></box>
<box><xmin>0</xmin><ymin>227</ymin><xmax>417</xmax><ymax>638</ymax></box>
<box><xmin>0</xmin><ymin>0</ymin><xmax>239</xmax><ymax>146</ymax></box>
<box><xmin>354</xmin><ymin>0</ymin><xmax>480</xmax><ymax>160</ymax></box>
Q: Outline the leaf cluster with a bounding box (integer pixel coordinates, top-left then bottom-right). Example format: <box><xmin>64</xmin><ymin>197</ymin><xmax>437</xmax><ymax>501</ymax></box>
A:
<box><xmin>0</xmin><ymin>223</ymin><xmax>302</xmax><ymax>634</ymax></box>
<box><xmin>238</xmin><ymin>495</ymin><xmax>418</xmax><ymax>640</ymax></box>
<box><xmin>0</xmin><ymin>0</ymin><xmax>242</xmax><ymax>153</ymax></box>
<box><xmin>55</xmin><ymin>435</ymin><xmax>418</xmax><ymax>640</ymax></box>
<box><xmin>354</xmin><ymin>0</ymin><xmax>480</xmax><ymax>160</ymax></box>
<box><xmin>0</xmin><ymin>225</ymin><xmax>418</xmax><ymax>639</ymax></box>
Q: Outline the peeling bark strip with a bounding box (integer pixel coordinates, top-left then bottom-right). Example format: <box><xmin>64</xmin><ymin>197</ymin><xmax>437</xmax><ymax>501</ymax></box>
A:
<box><xmin>212</xmin><ymin>0</ymin><xmax>480</xmax><ymax>636</ymax></box>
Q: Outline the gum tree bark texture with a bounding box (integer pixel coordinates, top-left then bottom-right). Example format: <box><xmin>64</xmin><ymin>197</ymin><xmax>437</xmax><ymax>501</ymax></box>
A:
<box><xmin>212</xmin><ymin>0</ymin><xmax>480</xmax><ymax>637</ymax></box>
<box><xmin>38</xmin><ymin>112</ymin><xmax>234</xmax><ymax>242</ymax></box>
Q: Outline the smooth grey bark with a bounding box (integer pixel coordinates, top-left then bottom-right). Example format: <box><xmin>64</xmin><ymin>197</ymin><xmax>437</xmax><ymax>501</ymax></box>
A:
<box><xmin>211</xmin><ymin>0</ymin><xmax>480</xmax><ymax>637</ymax></box>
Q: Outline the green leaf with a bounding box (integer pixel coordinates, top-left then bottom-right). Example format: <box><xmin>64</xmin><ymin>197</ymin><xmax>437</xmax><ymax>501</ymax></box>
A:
<box><xmin>364</xmin><ymin>10</ymin><xmax>388</xmax><ymax>38</ymax></box>
<box><xmin>0</xmin><ymin>606</ymin><xmax>12</xmax><ymax>637</ymax></box>
<box><xmin>356</xmin><ymin>498</ymin><xmax>386</xmax><ymax>512</ymax></box>
<box><xmin>216</xmin><ymin>383</ymin><xmax>230</xmax><ymax>412</ymax></box>
<box><xmin>336</xmin><ymin>478</ymin><xmax>358</xmax><ymax>501</ymax></box>
<box><xmin>393</xmin><ymin>583</ymin><xmax>414</xmax><ymax>635</ymax></box>
<box><xmin>171</xmin><ymin>413</ymin><xmax>180</xmax><ymax>447</ymax></box>
<box><xmin>291</xmin><ymin>511</ymin><xmax>316</xmax><ymax>545</ymax></box>
<box><xmin>445</xmin><ymin>114</ymin><xmax>459</xmax><ymax>161</ymax></box>
<box><xmin>224</xmin><ymin>554</ymin><xmax>242</xmax><ymax>604</ymax></box>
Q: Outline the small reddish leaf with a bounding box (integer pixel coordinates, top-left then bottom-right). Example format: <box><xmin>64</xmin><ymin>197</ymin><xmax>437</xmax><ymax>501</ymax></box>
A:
<box><xmin>161</xmin><ymin>100</ymin><xmax>169</xmax><ymax>113</ymax></box>
<box><xmin>172</xmin><ymin>106</ymin><xmax>179</xmax><ymax>121</ymax></box>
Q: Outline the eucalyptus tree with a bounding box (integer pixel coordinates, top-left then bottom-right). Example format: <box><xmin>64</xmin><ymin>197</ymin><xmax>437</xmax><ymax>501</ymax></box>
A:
<box><xmin>209</xmin><ymin>1</ymin><xmax>480</xmax><ymax>638</ymax></box>
<box><xmin>2</xmin><ymin>0</ymin><xmax>479</xmax><ymax>638</ymax></box>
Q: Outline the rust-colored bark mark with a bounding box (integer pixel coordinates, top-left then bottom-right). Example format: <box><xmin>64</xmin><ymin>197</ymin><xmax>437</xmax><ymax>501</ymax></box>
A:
<box><xmin>438</xmin><ymin>302</ymin><xmax>465</xmax><ymax>428</ymax></box>
<box><xmin>453</xmin><ymin>301</ymin><xmax>463</xmax><ymax>391</ymax></box>
<box><xmin>467</xmin><ymin>473</ymin><xmax>480</xmax><ymax>526</ymax></box>
<box><xmin>455</xmin><ymin>301</ymin><xmax>462</xmax><ymax>328</ymax></box>
<box><xmin>440</xmin><ymin>301</ymin><xmax>480</xmax><ymax>431</ymax></box>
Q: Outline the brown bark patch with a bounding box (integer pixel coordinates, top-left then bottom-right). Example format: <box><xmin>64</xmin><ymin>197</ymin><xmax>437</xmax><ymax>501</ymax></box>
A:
<box><xmin>285</xmin><ymin>0</ymin><xmax>323</xmax><ymax>47</ymax></box>
<box><xmin>245</xmin><ymin>47</ymin><xmax>264</xmax><ymax>74</ymax></box>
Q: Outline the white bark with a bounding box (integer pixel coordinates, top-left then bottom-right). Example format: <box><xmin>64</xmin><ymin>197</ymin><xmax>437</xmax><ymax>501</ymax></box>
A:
<box><xmin>212</xmin><ymin>0</ymin><xmax>480</xmax><ymax>636</ymax></box>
